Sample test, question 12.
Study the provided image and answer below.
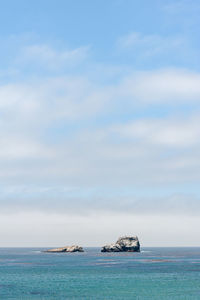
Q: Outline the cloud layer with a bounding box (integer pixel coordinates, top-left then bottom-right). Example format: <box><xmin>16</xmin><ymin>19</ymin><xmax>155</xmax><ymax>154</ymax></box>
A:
<box><xmin>0</xmin><ymin>51</ymin><xmax>200</xmax><ymax>217</ymax></box>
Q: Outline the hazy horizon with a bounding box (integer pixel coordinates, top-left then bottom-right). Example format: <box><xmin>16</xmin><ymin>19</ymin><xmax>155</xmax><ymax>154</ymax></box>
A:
<box><xmin>0</xmin><ymin>0</ymin><xmax>200</xmax><ymax>247</ymax></box>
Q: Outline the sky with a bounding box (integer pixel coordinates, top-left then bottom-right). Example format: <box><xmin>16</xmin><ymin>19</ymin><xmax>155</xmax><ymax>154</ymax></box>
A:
<box><xmin>0</xmin><ymin>0</ymin><xmax>200</xmax><ymax>246</ymax></box>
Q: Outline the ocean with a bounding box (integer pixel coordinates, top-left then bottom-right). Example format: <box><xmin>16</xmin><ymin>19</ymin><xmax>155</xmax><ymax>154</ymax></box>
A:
<box><xmin>0</xmin><ymin>247</ymin><xmax>200</xmax><ymax>299</ymax></box>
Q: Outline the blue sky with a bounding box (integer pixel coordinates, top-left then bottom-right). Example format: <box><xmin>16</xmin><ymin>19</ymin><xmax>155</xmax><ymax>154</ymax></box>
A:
<box><xmin>0</xmin><ymin>0</ymin><xmax>200</xmax><ymax>246</ymax></box>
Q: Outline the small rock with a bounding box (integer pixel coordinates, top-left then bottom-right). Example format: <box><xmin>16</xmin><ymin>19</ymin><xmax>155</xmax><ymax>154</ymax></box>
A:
<box><xmin>45</xmin><ymin>245</ymin><xmax>84</xmax><ymax>253</ymax></box>
<box><xmin>101</xmin><ymin>236</ymin><xmax>140</xmax><ymax>252</ymax></box>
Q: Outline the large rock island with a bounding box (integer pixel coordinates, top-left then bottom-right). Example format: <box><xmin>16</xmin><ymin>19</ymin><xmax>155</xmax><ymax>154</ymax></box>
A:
<box><xmin>45</xmin><ymin>245</ymin><xmax>84</xmax><ymax>253</ymax></box>
<box><xmin>101</xmin><ymin>236</ymin><xmax>140</xmax><ymax>252</ymax></box>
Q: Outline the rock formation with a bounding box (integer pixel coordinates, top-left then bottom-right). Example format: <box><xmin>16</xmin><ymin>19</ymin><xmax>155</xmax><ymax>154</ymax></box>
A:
<box><xmin>45</xmin><ymin>245</ymin><xmax>84</xmax><ymax>253</ymax></box>
<box><xmin>101</xmin><ymin>236</ymin><xmax>140</xmax><ymax>252</ymax></box>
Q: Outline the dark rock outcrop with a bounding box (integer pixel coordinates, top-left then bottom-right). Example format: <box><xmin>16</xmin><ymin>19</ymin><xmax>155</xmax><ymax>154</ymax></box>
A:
<box><xmin>101</xmin><ymin>236</ymin><xmax>140</xmax><ymax>252</ymax></box>
<box><xmin>45</xmin><ymin>245</ymin><xmax>84</xmax><ymax>253</ymax></box>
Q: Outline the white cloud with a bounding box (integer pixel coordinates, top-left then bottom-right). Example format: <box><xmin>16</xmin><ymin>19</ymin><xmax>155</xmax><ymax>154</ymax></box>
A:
<box><xmin>17</xmin><ymin>44</ymin><xmax>90</xmax><ymax>70</ymax></box>
<box><xmin>119</xmin><ymin>32</ymin><xmax>182</xmax><ymax>50</ymax></box>
<box><xmin>112</xmin><ymin>115</ymin><xmax>200</xmax><ymax>147</ymax></box>
<box><xmin>0</xmin><ymin>76</ymin><xmax>107</xmax><ymax>131</ymax></box>
<box><xmin>117</xmin><ymin>32</ymin><xmax>185</xmax><ymax>58</ymax></box>
<box><xmin>0</xmin><ymin>136</ymin><xmax>52</xmax><ymax>159</ymax></box>
<box><xmin>0</xmin><ymin>83</ymin><xmax>39</xmax><ymax>112</ymax></box>
<box><xmin>119</xmin><ymin>69</ymin><xmax>200</xmax><ymax>103</ymax></box>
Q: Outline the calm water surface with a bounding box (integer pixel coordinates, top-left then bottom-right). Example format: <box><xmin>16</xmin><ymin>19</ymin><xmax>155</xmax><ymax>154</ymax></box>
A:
<box><xmin>0</xmin><ymin>247</ymin><xmax>200</xmax><ymax>299</ymax></box>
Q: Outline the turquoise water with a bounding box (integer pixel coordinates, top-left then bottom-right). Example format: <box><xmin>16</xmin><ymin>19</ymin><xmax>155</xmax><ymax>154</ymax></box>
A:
<box><xmin>0</xmin><ymin>248</ymin><xmax>200</xmax><ymax>299</ymax></box>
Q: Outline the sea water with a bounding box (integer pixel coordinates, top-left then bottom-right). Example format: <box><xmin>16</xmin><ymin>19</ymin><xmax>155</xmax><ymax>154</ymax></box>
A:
<box><xmin>0</xmin><ymin>247</ymin><xmax>200</xmax><ymax>299</ymax></box>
